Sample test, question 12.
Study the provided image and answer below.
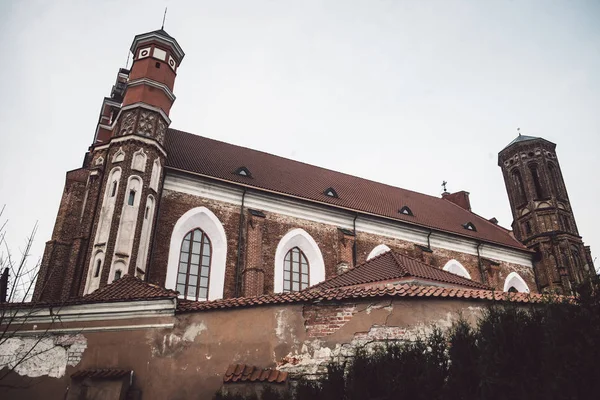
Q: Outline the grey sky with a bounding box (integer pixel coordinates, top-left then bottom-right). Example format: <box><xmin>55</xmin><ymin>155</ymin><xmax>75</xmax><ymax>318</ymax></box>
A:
<box><xmin>1</xmin><ymin>0</ymin><xmax>598</xmax><ymax>275</ymax></box>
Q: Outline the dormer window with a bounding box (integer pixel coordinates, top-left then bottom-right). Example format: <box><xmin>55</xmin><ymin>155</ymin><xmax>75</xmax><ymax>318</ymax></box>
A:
<box><xmin>324</xmin><ymin>187</ymin><xmax>338</xmax><ymax>198</ymax></box>
<box><xmin>399</xmin><ymin>206</ymin><xmax>413</xmax><ymax>216</ymax></box>
<box><xmin>462</xmin><ymin>222</ymin><xmax>477</xmax><ymax>231</ymax></box>
<box><xmin>234</xmin><ymin>166</ymin><xmax>252</xmax><ymax>178</ymax></box>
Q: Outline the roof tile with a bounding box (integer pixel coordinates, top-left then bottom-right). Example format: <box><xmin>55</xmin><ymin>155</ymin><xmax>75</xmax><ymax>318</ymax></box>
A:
<box><xmin>223</xmin><ymin>364</ymin><xmax>288</xmax><ymax>384</ymax></box>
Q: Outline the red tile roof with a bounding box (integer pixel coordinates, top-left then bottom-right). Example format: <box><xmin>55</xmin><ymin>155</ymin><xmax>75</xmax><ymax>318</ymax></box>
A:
<box><xmin>177</xmin><ymin>282</ymin><xmax>550</xmax><ymax>313</ymax></box>
<box><xmin>224</xmin><ymin>364</ymin><xmax>288</xmax><ymax>384</ymax></box>
<box><xmin>71</xmin><ymin>369</ymin><xmax>131</xmax><ymax>380</ymax></box>
<box><xmin>82</xmin><ymin>275</ymin><xmax>178</xmax><ymax>303</ymax></box>
<box><xmin>313</xmin><ymin>251</ymin><xmax>490</xmax><ymax>290</ymax></box>
<box><xmin>165</xmin><ymin>129</ymin><xmax>528</xmax><ymax>251</ymax></box>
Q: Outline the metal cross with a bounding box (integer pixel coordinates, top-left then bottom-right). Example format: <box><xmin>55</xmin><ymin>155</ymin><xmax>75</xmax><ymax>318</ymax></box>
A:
<box><xmin>442</xmin><ymin>181</ymin><xmax>447</xmax><ymax>192</ymax></box>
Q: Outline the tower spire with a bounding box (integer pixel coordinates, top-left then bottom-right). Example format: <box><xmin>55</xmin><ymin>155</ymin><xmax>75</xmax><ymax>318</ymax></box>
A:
<box><xmin>161</xmin><ymin>7</ymin><xmax>167</xmax><ymax>30</ymax></box>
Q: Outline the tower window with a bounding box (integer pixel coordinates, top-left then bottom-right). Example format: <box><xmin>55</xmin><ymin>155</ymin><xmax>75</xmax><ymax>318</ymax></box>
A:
<box><xmin>155</xmin><ymin>62</ymin><xmax>161</xmax><ymax>69</ymax></box>
<box><xmin>128</xmin><ymin>190</ymin><xmax>136</xmax><ymax>206</ymax></box>
<box><xmin>511</xmin><ymin>169</ymin><xmax>526</xmax><ymax>205</ymax></box>
<box><xmin>283</xmin><ymin>247</ymin><xmax>309</xmax><ymax>292</ymax></box>
<box><xmin>324</xmin><ymin>187</ymin><xmax>338</xmax><ymax>198</ymax></box>
<box><xmin>529</xmin><ymin>164</ymin><xmax>546</xmax><ymax>200</ymax></box>
<box><xmin>111</xmin><ymin>181</ymin><xmax>118</xmax><ymax>197</ymax></box>
<box><xmin>548</xmin><ymin>163</ymin><xmax>564</xmax><ymax>199</ymax></box>
<box><xmin>94</xmin><ymin>260</ymin><xmax>102</xmax><ymax>278</ymax></box>
<box><xmin>114</xmin><ymin>270</ymin><xmax>122</xmax><ymax>280</ymax></box>
<box><xmin>145</xmin><ymin>206</ymin><xmax>150</xmax><ymax>219</ymax></box>
<box><xmin>524</xmin><ymin>221</ymin><xmax>532</xmax><ymax>235</ymax></box>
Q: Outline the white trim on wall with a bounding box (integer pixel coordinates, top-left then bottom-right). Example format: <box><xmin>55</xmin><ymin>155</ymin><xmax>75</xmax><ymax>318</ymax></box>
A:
<box><xmin>274</xmin><ymin>228</ymin><xmax>325</xmax><ymax>293</ymax></box>
<box><xmin>503</xmin><ymin>272</ymin><xmax>530</xmax><ymax>293</ymax></box>
<box><xmin>166</xmin><ymin>206</ymin><xmax>227</xmax><ymax>301</ymax></box>
<box><xmin>163</xmin><ymin>173</ymin><xmax>534</xmax><ymax>268</ymax></box>
<box><xmin>442</xmin><ymin>259</ymin><xmax>472</xmax><ymax>279</ymax></box>
<box><xmin>367</xmin><ymin>244</ymin><xmax>391</xmax><ymax>260</ymax></box>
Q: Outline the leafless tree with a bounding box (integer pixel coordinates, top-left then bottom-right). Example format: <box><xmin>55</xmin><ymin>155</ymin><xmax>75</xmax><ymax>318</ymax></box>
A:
<box><xmin>0</xmin><ymin>205</ymin><xmax>75</xmax><ymax>385</ymax></box>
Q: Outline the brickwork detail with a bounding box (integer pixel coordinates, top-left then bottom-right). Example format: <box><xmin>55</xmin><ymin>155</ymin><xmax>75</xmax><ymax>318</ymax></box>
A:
<box><xmin>303</xmin><ymin>304</ymin><xmax>357</xmax><ymax>338</ymax></box>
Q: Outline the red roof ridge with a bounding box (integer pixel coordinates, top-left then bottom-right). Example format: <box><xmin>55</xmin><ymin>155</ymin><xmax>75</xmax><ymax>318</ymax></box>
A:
<box><xmin>82</xmin><ymin>274</ymin><xmax>179</xmax><ymax>303</ymax></box>
<box><xmin>177</xmin><ymin>283</ymin><xmax>557</xmax><ymax>313</ymax></box>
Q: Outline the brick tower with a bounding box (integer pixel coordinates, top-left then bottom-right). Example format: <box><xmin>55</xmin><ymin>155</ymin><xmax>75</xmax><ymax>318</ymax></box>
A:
<box><xmin>498</xmin><ymin>133</ymin><xmax>595</xmax><ymax>294</ymax></box>
<box><xmin>34</xmin><ymin>29</ymin><xmax>184</xmax><ymax>301</ymax></box>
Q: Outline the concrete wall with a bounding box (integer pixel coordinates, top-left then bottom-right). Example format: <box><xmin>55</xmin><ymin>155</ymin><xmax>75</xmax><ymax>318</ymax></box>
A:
<box><xmin>0</xmin><ymin>297</ymin><xmax>491</xmax><ymax>399</ymax></box>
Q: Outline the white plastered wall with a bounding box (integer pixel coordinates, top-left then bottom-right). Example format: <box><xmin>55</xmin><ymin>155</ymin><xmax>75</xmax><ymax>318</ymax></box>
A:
<box><xmin>136</xmin><ymin>195</ymin><xmax>155</xmax><ymax>277</ymax></box>
<box><xmin>367</xmin><ymin>244</ymin><xmax>391</xmax><ymax>260</ymax></box>
<box><xmin>442</xmin><ymin>259</ymin><xmax>471</xmax><ymax>279</ymax></box>
<box><xmin>274</xmin><ymin>228</ymin><xmax>325</xmax><ymax>293</ymax></box>
<box><xmin>503</xmin><ymin>272</ymin><xmax>530</xmax><ymax>293</ymax></box>
<box><xmin>166</xmin><ymin>207</ymin><xmax>227</xmax><ymax>301</ymax></box>
<box><xmin>109</xmin><ymin>175</ymin><xmax>143</xmax><ymax>283</ymax></box>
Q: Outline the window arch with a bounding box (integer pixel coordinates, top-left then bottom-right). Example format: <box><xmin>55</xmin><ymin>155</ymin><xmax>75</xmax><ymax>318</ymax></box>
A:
<box><xmin>84</xmin><ymin>251</ymin><xmax>105</xmax><ymax>294</ymax></box>
<box><xmin>166</xmin><ymin>207</ymin><xmax>227</xmax><ymax>301</ymax></box>
<box><xmin>442</xmin><ymin>259</ymin><xmax>471</xmax><ymax>279</ymax></box>
<box><xmin>274</xmin><ymin>228</ymin><xmax>325</xmax><ymax>293</ymax></box>
<box><xmin>177</xmin><ymin>228</ymin><xmax>212</xmax><ymax>300</ymax></box>
<box><xmin>529</xmin><ymin>164</ymin><xmax>546</xmax><ymax>200</ymax></box>
<box><xmin>511</xmin><ymin>169</ymin><xmax>526</xmax><ymax>205</ymax></box>
<box><xmin>503</xmin><ymin>272</ymin><xmax>530</xmax><ymax>293</ymax></box>
<box><xmin>548</xmin><ymin>163</ymin><xmax>564</xmax><ymax>198</ymax></box>
<box><xmin>367</xmin><ymin>244</ymin><xmax>391</xmax><ymax>261</ymax></box>
<box><xmin>283</xmin><ymin>247</ymin><xmax>310</xmax><ymax>292</ymax></box>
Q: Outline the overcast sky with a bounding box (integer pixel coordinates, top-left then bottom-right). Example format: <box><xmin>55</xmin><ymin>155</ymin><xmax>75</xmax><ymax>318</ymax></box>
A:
<box><xmin>1</xmin><ymin>0</ymin><xmax>598</xmax><ymax>276</ymax></box>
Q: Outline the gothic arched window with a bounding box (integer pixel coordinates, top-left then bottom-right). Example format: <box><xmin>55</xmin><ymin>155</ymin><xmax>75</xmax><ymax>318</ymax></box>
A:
<box><xmin>548</xmin><ymin>163</ymin><xmax>564</xmax><ymax>199</ymax></box>
<box><xmin>94</xmin><ymin>260</ymin><xmax>102</xmax><ymax>278</ymax></box>
<box><xmin>283</xmin><ymin>247</ymin><xmax>309</xmax><ymax>292</ymax></box>
<box><xmin>177</xmin><ymin>228</ymin><xmax>212</xmax><ymax>301</ymax></box>
<box><xmin>529</xmin><ymin>164</ymin><xmax>546</xmax><ymax>200</ymax></box>
<box><xmin>511</xmin><ymin>169</ymin><xmax>526</xmax><ymax>205</ymax></box>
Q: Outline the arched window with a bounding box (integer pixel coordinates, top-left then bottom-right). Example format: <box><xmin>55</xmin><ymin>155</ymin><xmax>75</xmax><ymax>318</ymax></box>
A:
<box><xmin>507</xmin><ymin>286</ymin><xmax>518</xmax><ymax>293</ymax></box>
<box><xmin>94</xmin><ymin>260</ymin><xmax>102</xmax><ymax>278</ymax></box>
<box><xmin>503</xmin><ymin>272</ymin><xmax>530</xmax><ymax>293</ymax></box>
<box><xmin>367</xmin><ymin>244</ymin><xmax>391</xmax><ymax>261</ymax></box>
<box><xmin>114</xmin><ymin>270</ymin><xmax>122</xmax><ymax>280</ymax></box>
<box><xmin>442</xmin><ymin>259</ymin><xmax>471</xmax><ymax>279</ymax></box>
<box><xmin>274</xmin><ymin>228</ymin><xmax>325</xmax><ymax>293</ymax></box>
<box><xmin>127</xmin><ymin>190</ymin><xmax>136</xmax><ymax>206</ymax></box>
<box><xmin>110</xmin><ymin>181</ymin><xmax>118</xmax><ymax>197</ymax></box>
<box><xmin>166</xmin><ymin>207</ymin><xmax>227</xmax><ymax>301</ymax></box>
<box><xmin>283</xmin><ymin>247</ymin><xmax>309</xmax><ymax>292</ymax></box>
<box><xmin>177</xmin><ymin>228</ymin><xmax>212</xmax><ymax>301</ymax></box>
<box><xmin>529</xmin><ymin>164</ymin><xmax>546</xmax><ymax>200</ymax></box>
<box><xmin>548</xmin><ymin>163</ymin><xmax>563</xmax><ymax>198</ymax></box>
<box><xmin>511</xmin><ymin>169</ymin><xmax>526</xmax><ymax>205</ymax></box>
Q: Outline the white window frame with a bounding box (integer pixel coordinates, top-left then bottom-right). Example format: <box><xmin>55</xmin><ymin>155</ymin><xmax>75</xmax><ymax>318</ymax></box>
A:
<box><xmin>442</xmin><ymin>259</ymin><xmax>471</xmax><ymax>279</ymax></box>
<box><xmin>274</xmin><ymin>228</ymin><xmax>325</xmax><ymax>293</ymax></box>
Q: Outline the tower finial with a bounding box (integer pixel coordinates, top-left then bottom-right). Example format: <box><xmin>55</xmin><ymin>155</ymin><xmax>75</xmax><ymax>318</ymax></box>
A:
<box><xmin>161</xmin><ymin>7</ymin><xmax>168</xmax><ymax>30</ymax></box>
<box><xmin>517</xmin><ymin>127</ymin><xmax>521</xmax><ymax>137</ymax></box>
<box><xmin>442</xmin><ymin>180</ymin><xmax>448</xmax><ymax>192</ymax></box>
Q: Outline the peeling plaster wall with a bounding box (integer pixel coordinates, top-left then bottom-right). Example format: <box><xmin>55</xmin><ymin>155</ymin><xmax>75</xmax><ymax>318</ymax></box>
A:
<box><xmin>0</xmin><ymin>334</ymin><xmax>87</xmax><ymax>379</ymax></box>
<box><xmin>2</xmin><ymin>298</ymin><xmax>497</xmax><ymax>399</ymax></box>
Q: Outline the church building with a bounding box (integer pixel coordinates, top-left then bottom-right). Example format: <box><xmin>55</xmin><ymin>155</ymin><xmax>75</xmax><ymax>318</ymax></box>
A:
<box><xmin>33</xmin><ymin>28</ymin><xmax>594</xmax><ymax>303</ymax></box>
<box><xmin>3</xmin><ymin>27</ymin><xmax>595</xmax><ymax>399</ymax></box>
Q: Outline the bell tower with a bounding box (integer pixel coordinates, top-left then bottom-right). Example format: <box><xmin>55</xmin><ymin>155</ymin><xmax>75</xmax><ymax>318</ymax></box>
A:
<box><xmin>76</xmin><ymin>29</ymin><xmax>185</xmax><ymax>295</ymax></box>
<box><xmin>498</xmin><ymin>132</ymin><xmax>595</xmax><ymax>294</ymax></box>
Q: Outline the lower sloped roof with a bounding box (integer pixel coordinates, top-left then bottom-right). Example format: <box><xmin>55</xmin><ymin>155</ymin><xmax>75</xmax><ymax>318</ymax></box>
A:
<box><xmin>313</xmin><ymin>250</ymin><xmax>490</xmax><ymax>290</ymax></box>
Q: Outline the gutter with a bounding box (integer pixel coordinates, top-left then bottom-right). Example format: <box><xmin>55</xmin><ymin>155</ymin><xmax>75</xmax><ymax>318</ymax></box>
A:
<box><xmin>352</xmin><ymin>214</ymin><xmax>358</xmax><ymax>266</ymax></box>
